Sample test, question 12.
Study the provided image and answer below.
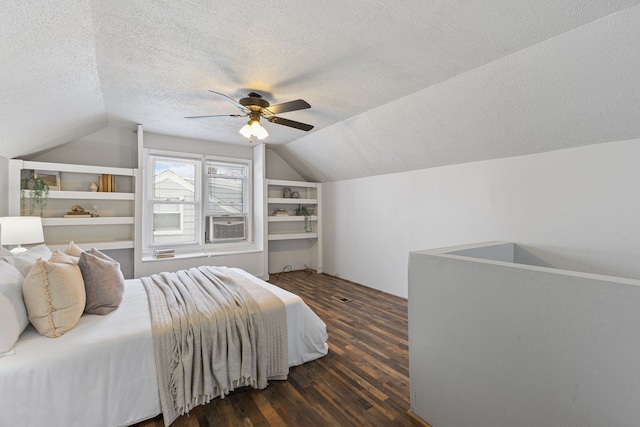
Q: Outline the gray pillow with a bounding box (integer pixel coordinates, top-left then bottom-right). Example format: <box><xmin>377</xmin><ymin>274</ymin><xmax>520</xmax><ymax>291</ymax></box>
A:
<box><xmin>78</xmin><ymin>249</ymin><xmax>124</xmax><ymax>315</ymax></box>
<box><xmin>0</xmin><ymin>244</ymin><xmax>52</xmax><ymax>276</ymax></box>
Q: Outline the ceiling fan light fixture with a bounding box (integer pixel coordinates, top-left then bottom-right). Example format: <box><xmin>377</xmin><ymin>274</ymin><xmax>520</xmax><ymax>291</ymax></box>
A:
<box><xmin>249</xmin><ymin>120</ymin><xmax>262</xmax><ymax>134</ymax></box>
<box><xmin>254</xmin><ymin>123</ymin><xmax>269</xmax><ymax>140</ymax></box>
<box><xmin>238</xmin><ymin>118</ymin><xmax>269</xmax><ymax>140</ymax></box>
<box><xmin>188</xmin><ymin>90</ymin><xmax>313</xmax><ymax>141</ymax></box>
<box><xmin>239</xmin><ymin>123</ymin><xmax>252</xmax><ymax>139</ymax></box>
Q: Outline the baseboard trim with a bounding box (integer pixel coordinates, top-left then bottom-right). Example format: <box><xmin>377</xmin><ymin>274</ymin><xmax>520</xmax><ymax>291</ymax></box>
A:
<box><xmin>406</xmin><ymin>410</ymin><xmax>432</xmax><ymax>426</ymax></box>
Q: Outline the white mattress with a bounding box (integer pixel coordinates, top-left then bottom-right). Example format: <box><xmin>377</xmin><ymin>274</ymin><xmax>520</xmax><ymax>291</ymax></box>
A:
<box><xmin>0</xmin><ymin>268</ymin><xmax>328</xmax><ymax>427</ymax></box>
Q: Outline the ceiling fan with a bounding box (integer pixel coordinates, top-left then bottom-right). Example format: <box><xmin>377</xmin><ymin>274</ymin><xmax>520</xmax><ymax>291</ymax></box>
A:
<box><xmin>185</xmin><ymin>91</ymin><xmax>314</xmax><ymax>142</ymax></box>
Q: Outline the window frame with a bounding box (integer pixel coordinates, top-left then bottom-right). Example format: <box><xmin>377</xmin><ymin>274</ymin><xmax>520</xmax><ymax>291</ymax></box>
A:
<box><xmin>204</xmin><ymin>156</ymin><xmax>252</xmax><ymax>244</ymax></box>
<box><xmin>144</xmin><ymin>149</ymin><xmax>252</xmax><ymax>255</ymax></box>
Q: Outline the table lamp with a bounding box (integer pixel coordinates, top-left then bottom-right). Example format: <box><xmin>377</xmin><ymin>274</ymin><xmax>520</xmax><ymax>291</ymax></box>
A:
<box><xmin>0</xmin><ymin>216</ymin><xmax>45</xmax><ymax>255</ymax></box>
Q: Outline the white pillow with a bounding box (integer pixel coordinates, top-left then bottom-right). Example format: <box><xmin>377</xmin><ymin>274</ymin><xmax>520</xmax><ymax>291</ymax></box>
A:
<box><xmin>0</xmin><ymin>246</ymin><xmax>13</xmax><ymax>256</ymax></box>
<box><xmin>0</xmin><ymin>244</ymin><xmax>52</xmax><ymax>276</ymax></box>
<box><xmin>22</xmin><ymin>258</ymin><xmax>86</xmax><ymax>338</ymax></box>
<box><xmin>0</xmin><ymin>261</ymin><xmax>28</xmax><ymax>355</ymax></box>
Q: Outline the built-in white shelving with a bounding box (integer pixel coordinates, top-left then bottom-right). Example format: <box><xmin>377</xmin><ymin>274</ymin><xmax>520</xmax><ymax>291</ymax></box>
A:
<box><xmin>42</xmin><ymin>217</ymin><xmax>135</xmax><ymax>226</ymax></box>
<box><xmin>46</xmin><ymin>240</ymin><xmax>135</xmax><ymax>251</ymax></box>
<box><xmin>8</xmin><ymin>159</ymin><xmax>138</xmax><ymax>252</ymax></box>
<box><xmin>265</xmin><ymin>179</ymin><xmax>322</xmax><ymax>276</ymax></box>
<box><xmin>267</xmin><ymin>215</ymin><xmax>318</xmax><ymax>222</ymax></box>
<box><xmin>25</xmin><ymin>191</ymin><xmax>135</xmax><ymax>200</ymax></box>
<box><xmin>267</xmin><ymin>198</ymin><xmax>317</xmax><ymax>205</ymax></box>
<box><xmin>268</xmin><ymin>232</ymin><xmax>319</xmax><ymax>241</ymax></box>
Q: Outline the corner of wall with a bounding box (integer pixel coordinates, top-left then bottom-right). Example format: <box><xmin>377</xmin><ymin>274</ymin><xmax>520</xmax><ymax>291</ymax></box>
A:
<box><xmin>0</xmin><ymin>156</ymin><xmax>8</xmax><ymax>216</ymax></box>
<box><xmin>266</xmin><ymin>149</ymin><xmax>305</xmax><ymax>181</ymax></box>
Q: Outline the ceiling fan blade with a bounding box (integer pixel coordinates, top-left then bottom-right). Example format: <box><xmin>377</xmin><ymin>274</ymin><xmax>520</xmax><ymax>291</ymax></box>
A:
<box><xmin>267</xmin><ymin>116</ymin><xmax>314</xmax><ymax>131</ymax></box>
<box><xmin>208</xmin><ymin>90</ymin><xmax>249</xmax><ymax>113</ymax></box>
<box><xmin>185</xmin><ymin>114</ymin><xmax>246</xmax><ymax>119</ymax></box>
<box><xmin>265</xmin><ymin>99</ymin><xmax>311</xmax><ymax>115</ymax></box>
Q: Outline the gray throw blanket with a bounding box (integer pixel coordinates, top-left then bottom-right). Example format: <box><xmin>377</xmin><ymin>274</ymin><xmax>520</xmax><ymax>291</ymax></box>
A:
<box><xmin>141</xmin><ymin>266</ymin><xmax>288</xmax><ymax>426</ymax></box>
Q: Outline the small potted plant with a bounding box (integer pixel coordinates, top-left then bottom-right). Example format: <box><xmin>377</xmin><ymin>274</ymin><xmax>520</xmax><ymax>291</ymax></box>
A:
<box><xmin>295</xmin><ymin>205</ymin><xmax>312</xmax><ymax>232</ymax></box>
<box><xmin>21</xmin><ymin>177</ymin><xmax>50</xmax><ymax>216</ymax></box>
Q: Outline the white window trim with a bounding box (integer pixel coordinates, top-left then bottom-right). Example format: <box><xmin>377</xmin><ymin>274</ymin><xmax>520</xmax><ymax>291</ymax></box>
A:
<box><xmin>143</xmin><ymin>149</ymin><xmax>253</xmax><ymax>256</ymax></box>
<box><xmin>204</xmin><ymin>155</ymin><xmax>252</xmax><ymax>244</ymax></box>
<box><xmin>145</xmin><ymin>150</ymin><xmax>201</xmax><ymax>250</ymax></box>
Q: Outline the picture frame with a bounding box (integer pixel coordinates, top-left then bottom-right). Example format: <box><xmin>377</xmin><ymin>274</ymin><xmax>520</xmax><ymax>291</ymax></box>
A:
<box><xmin>33</xmin><ymin>170</ymin><xmax>60</xmax><ymax>191</ymax></box>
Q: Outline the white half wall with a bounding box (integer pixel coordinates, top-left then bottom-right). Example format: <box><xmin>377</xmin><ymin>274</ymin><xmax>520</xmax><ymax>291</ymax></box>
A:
<box><xmin>409</xmin><ymin>243</ymin><xmax>640</xmax><ymax>427</ymax></box>
<box><xmin>322</xmin><ymin>138</ymin><xmax>640</xmax><ymax>297</ymax></box>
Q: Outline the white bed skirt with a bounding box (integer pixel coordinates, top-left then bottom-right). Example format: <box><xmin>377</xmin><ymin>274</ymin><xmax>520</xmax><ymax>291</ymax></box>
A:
<box><xmin>0</xmin><ymin>268</ymin><xmax>328</xmax><ymax>427</ymax></box>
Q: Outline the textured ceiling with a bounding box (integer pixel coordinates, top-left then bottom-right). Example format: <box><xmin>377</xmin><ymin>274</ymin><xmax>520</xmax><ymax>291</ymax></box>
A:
<box><xmin>1</xmin><ymin>0</ymin><xmax>639</xmax><ymax>180</ymax></box>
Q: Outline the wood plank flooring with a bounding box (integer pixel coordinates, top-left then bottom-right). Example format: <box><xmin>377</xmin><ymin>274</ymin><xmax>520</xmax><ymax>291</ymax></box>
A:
<box><xmin>135</xmin><ymin>271</ymin><xmax>415</xmax><ymax>427</ymax></box>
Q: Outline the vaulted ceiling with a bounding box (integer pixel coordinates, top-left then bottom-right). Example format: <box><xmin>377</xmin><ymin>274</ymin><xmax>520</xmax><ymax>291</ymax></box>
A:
<box><xmin>2</xmin><ymin>1</ymin><xmax>640</xmax><ymax>182</ymax></box>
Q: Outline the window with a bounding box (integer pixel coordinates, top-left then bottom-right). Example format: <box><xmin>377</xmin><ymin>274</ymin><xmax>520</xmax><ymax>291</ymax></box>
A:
<box><xmin>153</xmin><ymin>196</ymin><xmax>184</xmax><ymax>235</ymax></box>
<box><xmin>148</xmin><ymin>155</ymin><xmax>199</xmax><ymax>246</ymax></box>
<box><xmin>207</xmin><ymin>161</ymin><xmax>246</xmax><ymax>215</ymax></box>
<box><xmin>145</xmin><ymin>152</ymin><xmax>251</xmax><ymax>252</ymax></box>
<box><xmin>205</xmin><ymin>160</ymin><xmax>249</xmax><ymax>243</ymax></box>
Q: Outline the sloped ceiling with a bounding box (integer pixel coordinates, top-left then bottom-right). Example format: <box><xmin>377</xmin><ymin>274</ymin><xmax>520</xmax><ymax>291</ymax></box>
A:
<box><xmin>2</xmin><ymin>1</ymin><xmax>639</xmax><ymax>181</ymax></box>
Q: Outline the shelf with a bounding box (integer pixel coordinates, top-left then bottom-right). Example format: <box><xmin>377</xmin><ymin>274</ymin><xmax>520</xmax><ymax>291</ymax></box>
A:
<box><xmin>268</xmin><ymin>232</ymin><xmax>318</xmax><ymax>241</ymax></box>
<box><xmin>22</xmin><ymin>161</ymin><xmax>136</xmax><ymax>177</ymax></box>
<box><xmin>23</xmin><ymin>190</ymin><xmax>135</xmax><ymax>200</ymax></box>
<box><xmin>268</xmin><ymin>215</ymin><xmax>318</xmax><ymax>222</ymax></box>
<box><xmin>42</xmin><ymin>217</ymin><xmax>135</xmax><ymax>226</ymax></box>
<box><xmin>265</xmin><ymin>178</ymin><xmax>321</xmax><ymax>276</ymax></box>
<box><xmin>268</xmin><ymin>198</ymin><xmax>316</xmax><ymax>204</ymax></box>
<box><xmin>267</xmin><ymin>179</ymin><xmax>318</xmax><ymax>188</ymax></box>
<box><xmin>46</xmin><ymin>240</ymin><xmax>135</xmax><ymax>251</ymax></box>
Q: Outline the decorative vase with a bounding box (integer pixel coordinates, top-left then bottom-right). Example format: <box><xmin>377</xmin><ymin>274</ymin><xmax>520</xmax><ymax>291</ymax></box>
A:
<box><xmin>90</xmin><ymin>182</ymin><xmax>98</xmax><ymax>192</ymax></box>
<box><xmin>283</xmin><ymin>187</ymin><xmax>292</xmax><ymax>198</ymax></box>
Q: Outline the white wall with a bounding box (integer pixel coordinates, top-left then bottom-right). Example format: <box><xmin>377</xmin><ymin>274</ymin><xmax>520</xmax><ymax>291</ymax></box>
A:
<box><xmin>26</xmin><ymin>126</ymin><xmax>138</xmax><ymax>168</ymax></box>
<box><xmin>143</xmin><ymin>132</ymin><xmax>252</xmax><ymax>159</ymax></box>
<box><xmin>322</xmin><ymin>138</ymin><xmax>640</xmax><ymax>297</ymax></box>
<box><xmin>265</xmin><ymin>149</ymin><xmax>303</xmax><ymax>181</ymax></box>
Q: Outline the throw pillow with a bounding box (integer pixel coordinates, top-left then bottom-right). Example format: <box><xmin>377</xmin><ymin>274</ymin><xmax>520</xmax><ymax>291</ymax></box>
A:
<box><xmin>0</xmin><ymin>261</ymin><xmax>28</xmax><ymax>354</ymax></box>
<box><xmin>78</xmin><ymin>249</ymin><xmax>124</xmax><ymax>315</ymax></box>
<box><xmin>50</xmin><ymin>250</ymin><xmax>79</xmax><ymax>265</ymax></box>
<box><xmin>0</xmin><ymin>244</ymin><xmax>52</xmax><ymax>276</ymax></box>
<box><xmin>22</xmin><ymin>258</ymin><xmax>86</xmax><ymax>338</ymax></box>
<box><xmin>64</xmin><ymin>241</ymin><xmax>85</xmax><ymax>258</ymax></box>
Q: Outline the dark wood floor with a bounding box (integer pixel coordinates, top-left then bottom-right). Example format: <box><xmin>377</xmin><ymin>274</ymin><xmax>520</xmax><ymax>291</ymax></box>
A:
<box><xmin>136</xmin><ymin>271</ymin><xmax>415</xmax><ymax>426</ymax></box>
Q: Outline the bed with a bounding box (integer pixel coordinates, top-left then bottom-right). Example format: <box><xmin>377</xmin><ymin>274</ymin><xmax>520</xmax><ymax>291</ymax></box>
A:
<box><xmin>0</xmin><ymin>267</ymin><xmax>328</xmax><ymax>427</ymax></box>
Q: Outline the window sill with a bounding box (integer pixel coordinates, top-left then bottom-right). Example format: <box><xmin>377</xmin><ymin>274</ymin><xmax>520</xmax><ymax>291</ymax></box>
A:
<box><xmin>142</xmin><ymin>245</ymin><xmax>262</xmax><ymax>263</ymax></box>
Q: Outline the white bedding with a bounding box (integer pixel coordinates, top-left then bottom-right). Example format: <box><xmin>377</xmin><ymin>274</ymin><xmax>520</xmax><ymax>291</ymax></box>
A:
<box><xmin>0</xmin><ymin>268</ymin><xmax>328</xmax><ymax>427</ymax></box>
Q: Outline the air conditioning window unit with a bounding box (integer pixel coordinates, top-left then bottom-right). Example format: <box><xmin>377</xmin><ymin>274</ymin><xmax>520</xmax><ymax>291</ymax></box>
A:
<box><xmin>206</xmin><ymin>215</ymin><xmax>246</xmax><ymax>243</ymax></box>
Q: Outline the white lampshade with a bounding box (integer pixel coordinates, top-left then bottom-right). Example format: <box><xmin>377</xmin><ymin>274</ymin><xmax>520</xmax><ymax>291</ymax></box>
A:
<box><xmin>0</xmin><ymin>216</ymin><xmax>45</xmax><ymax>254</ymax></box>
<box><xmin>254</xmin><ymin>123</ymin><xmax>269</xmax><ymax>140</ymax></box>
<box><xmin>239</xmin><ymin>119</ymin><xmax>269</xmax><ymax>141</ymax></box>
<box><xmin>239</xmin><ymin>123</ymin><xmax>252</xmax><ymax>139</ymax></box>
